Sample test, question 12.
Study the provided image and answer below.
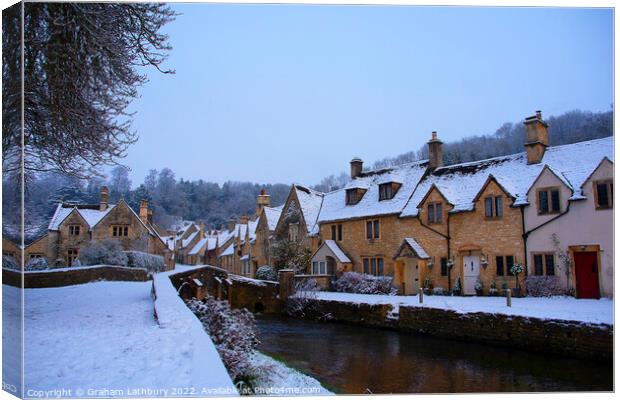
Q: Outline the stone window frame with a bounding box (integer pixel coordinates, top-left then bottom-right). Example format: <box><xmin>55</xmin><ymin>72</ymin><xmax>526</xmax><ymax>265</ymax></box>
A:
<box><xmin>378</xmin><ymin>182</ymin><xmax>401</xmax><ymax>201</ymax></box>
<box><xmin>330</xmin><ymin>224</ymin><xmax>343</xmax><ymax>241</ymax></box>
<box><xmin>484</xmin><ymin>196</ymin><xmax>504</xmax><ymax>219</ymax></box>
<box><xmin>67</xmin><ymin>248</ymin><xmax>79</xmax><ymax>265</ymax></box>
<box><xmin>3</xmin><ymin>251</ymin><xmax>16</xmax><ymax>258</ymax></box>
<box><xmin>495</xmin><ymin>255</ymin><xmax>515</xmax><ymax>276</ymax></box>
<box><xmin>427</xmin><ymin>202</ymin><xmax>443</xmax><ymax>224</ymax></box>
<box><xmin>29</xmin><ymin>253</ymin><xmax>45</xmax><ymax>259</ymax></box>
<box><xmin>345</xmin><ymin>188</ymin><xmax>366</xmax><ymax>205</ymax></box>
<box><xmin>362</xmin><ymin>257</ymin><xmax>384</xmax><ymax>276</ymax></box>
<box><xmin>112</xmin><ymin>225</ymin><xmax>130</xmax><ymax>237</ymax></box>
<box><xmin>440</xmin><ymin>257</ymin><xmax>448</xmax><ymax>276</ymax></box>
<box><xmin>312</xmin><ymin>260</ymin><xmax>327</xmax><ymax>275</ymax></box>
<box><xmin>532</xmin><ymin>252</ymin><xmax>556</xmax><ymax>276</ymax></box>
<box><xmin>68</xmin><ymin>224</ymin><xmax>81</xmax><ymax>236</ymax></box>
<box><xmin>593</xmin><ymin>179</ymin><xmax>613</xmax><ymax>210</ymax></box>
<box><xmin>536</xmin><ymin>187</ymin><xmax>561</xmax><ymax>215</ymax></box>
<box><xmin>365</xmin><ymin>219</ymin><xmax>380</xmax><ymax>240</ymax></box>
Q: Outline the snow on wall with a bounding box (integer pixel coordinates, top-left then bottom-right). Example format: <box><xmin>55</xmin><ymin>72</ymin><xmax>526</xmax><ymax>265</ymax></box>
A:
<box><xmin>153</xmin><ymin>270</ymin><xmax>238</xmax><ymax>394</ymax></box>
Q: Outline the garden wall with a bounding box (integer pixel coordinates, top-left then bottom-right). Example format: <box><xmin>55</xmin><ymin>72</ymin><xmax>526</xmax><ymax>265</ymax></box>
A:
<box><xmin>2</xmin><ymin>265</ymin><xmax>148</xmax><ymax>288</ymax></box>
<box><xmin>295</xmin><ymin>298</ymin><xmax>612</xmax><ymax>360</ymax></box>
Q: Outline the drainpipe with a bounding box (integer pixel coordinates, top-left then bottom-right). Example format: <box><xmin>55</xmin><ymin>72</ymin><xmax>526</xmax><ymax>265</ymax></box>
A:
<box><xmin>522</xmin><ymin>202</ymin><xmax>572</xmax><ymax>275</ymax></box>
<box><xmin>419</xmin><ymin>213</ymin><xmax>452</xmax><ymax>291</ymax></box>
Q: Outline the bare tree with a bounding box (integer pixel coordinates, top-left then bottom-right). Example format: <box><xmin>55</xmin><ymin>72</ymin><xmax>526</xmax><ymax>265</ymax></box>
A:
<box><xmin>2</xmin><ymin>2</ymin><xmax>176</xmax><ymax>179</ymax></box>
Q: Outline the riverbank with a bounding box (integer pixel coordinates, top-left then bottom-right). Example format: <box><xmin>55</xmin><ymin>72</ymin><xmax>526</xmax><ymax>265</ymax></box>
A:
<box><xmin>291</xmin><ymin>293</ymin><xmax>613</xmax><ymax>360</ymax></box>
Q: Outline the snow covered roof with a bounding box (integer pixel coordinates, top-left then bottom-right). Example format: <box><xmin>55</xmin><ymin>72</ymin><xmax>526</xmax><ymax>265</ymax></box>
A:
<box><xmin>189</xmin><ymin>237</ymin><xmax>209</xmax><ymax>256</ymax></box>
<box><xmin>219</xmin><ymin>242</ymin><xmax>234</xmax><ymax>257</ymax></box>
<box><xmin>182</xmin><ymin>231</ymin><xmax>198</xmax><ymax>249</ymax></box>
<box><xmin>395</xmin><ymin>238</ymin><xmax>430</xmax><ymax>259</ymax></box>
<box><xmin>248</xmin><ymin>219</ymin><xmax>259</xmax><ymax>241</ymax></box>
<box><xmin>294</xmin><ymin>185</ymin><xmax>325</xmax><ymax>235</ymax></box>
<box><xmin>400</xmin><ymin>137</ymin><xmax>613</xmax><ymax>217</ymax></box>
<box><xmin>323</xmin><ymin>240</ymin><xmax>351</xmax><ymax>263</ymax></box>
<box><xmin>263</xmin><ymin>205</ymin><xmax>283</xmax><ymax>231</ymax></box>
<box><xmin>48</xmin><ymin>204</ymin><xmax>114</xmax><ymax>231</ymax></box>
<box><xmin>318</xmin><ymin>160</ymin><xmax>428</xmax><ymax>223</ymax></box>
<box><xmin>240</xmin><ymin>254</ymin><xmax>249</xmax><ymax>261</ymax></box>
<box><xmin>206</xmin><ymin>238</ymin><xmax>218</xmax><ymax>251</ymax></box>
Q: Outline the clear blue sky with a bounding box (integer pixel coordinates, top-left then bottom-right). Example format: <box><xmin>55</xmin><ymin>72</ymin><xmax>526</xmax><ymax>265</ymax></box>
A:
<box><xmin>122</xmin><ymin>4</ymin><xmax>613</xmax><ymax>187</ymax></box>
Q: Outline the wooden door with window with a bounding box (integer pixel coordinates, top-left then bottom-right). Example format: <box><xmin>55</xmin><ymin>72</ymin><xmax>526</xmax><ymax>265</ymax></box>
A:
<box><xmin>463</xmin><ymin>255</ymin><xmax>480</xmax><ymax>295</ymax></box>
<box><xmin>574</xmin><ymin>251</ymin><xmax>600</xmax><ymax>299</ymax></box>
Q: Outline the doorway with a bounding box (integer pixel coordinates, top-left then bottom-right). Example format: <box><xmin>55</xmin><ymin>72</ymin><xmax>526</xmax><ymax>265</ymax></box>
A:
<box><xmin>574</xmin><ymin>251</ymin><xmax>600</xmax><ymax>299</ymax></box>
<box><xmin>463</xmin><ymin>255</ymin><xmax>480</xmax><ymax>295</ymax></box>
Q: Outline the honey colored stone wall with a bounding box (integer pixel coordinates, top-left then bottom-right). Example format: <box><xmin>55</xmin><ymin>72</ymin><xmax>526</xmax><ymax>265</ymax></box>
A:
<box><xmin>449</xmin><ymin>179</ymin><xmax>525</xmax><ymax>294</ymax></box>
<box><xmin>24</xmin><ymin>234</ymin><xmax>49</xmax><ymax>262</ymax></box>
<box><xmin>3</xmin><ymin>265</ymin><xmax>148</xmax><ymax>288</ymax></box>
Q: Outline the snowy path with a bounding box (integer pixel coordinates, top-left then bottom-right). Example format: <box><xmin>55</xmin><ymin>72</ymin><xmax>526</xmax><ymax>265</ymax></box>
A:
<box><xmin>310</xmin><ymin>292</ymin><xmax>613</xmax><ymax>325</ymax></box>
<box><xmin>15</xmin><ymin>281</ymin><xmax>236</xmax><ymax>397</ymax></box>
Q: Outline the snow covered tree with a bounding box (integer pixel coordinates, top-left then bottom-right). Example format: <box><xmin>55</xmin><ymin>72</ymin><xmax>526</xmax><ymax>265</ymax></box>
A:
<box><xmin>255</xmin><ymin>265</ymin><xmax>278</xmax><ymax>281</ymax></box>
<box><xmin>108</xmin><ymin>166</ymin><xmax>132</xmax><ymax>202</ymax></box>
<box><xmin>79</xmin><ymin>239</ymin><xmax>128</xmax><ymax>266</ymax></box>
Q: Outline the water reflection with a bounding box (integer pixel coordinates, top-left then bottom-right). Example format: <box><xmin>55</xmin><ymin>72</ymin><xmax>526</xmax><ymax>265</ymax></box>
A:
<box><xmin>256</xmin><ymin>315</ymin><xmax>612</xmax><ymax>394</ymax></box>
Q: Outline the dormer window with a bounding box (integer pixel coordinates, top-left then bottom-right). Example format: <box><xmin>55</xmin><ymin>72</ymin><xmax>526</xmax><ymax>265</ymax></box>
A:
<box><xmin>594</xmin><ymin>180</ymin><xmax>613</xmax><ymax>209</ymax></box>
<box><xmin>69</xmin><ymin>225</ymin><xmax>81</xmax><ymax>236</ymax></box>
<box><xmin>378</xmin><ymin>182</ymin><xmax>400</xmax><ymax>201</ymax></box>
<box><xmin>427</xmin><ymin>202</ymin><xmax>443</xmax><ymax>224</ymax></box>
<box><xmin>345</xmin><ymin>188</ymin><xmax>365</xmax><ymax>205</ymax></box>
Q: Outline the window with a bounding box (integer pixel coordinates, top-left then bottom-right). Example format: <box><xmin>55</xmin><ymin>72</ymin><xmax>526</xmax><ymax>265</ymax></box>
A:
<box><xmin>496</xmin><ymin>256</ymin><xmax>504</xmax><ymax>276</ymax></box>
<box><xmin>440</xmin><ymin>257</ymin><xmax>448</xmax><ymax>276</ymax></box>
<box><xmin>331</xmin><ymin>224</ymin><xmax>343</xmax><ymax>241</ymax></box>
<box><xmin>495</xmin><ymin>255</ymin><xmax>514</xmax><ymax>276</ymax></box>
<box><xmin>484</xmin><ymin>196</ymin><xmax>503</xmax><ymax>218</ymax></box>
<box><xmin>67</xmin><ymin>249</ymin><xmax>79</xmax><ymax>266</ymax></box>
<box><xmin>379</xmin><ymin>183</ymin><xmax>399</xmax><ymax>201</ymax></box>
<box><xmin>594</xmin><ymin>180</ymin><xmax>613</xmax><ymax>209</ymax></box>
<box><xmin>29</xmin><ymin>254</ymin><xmax>44</xmax><ymax>259</ymax></box>
<box><xmin>538</xmin><ymin>188</ymin><xmax>561</xmax><ymax>214</ymax></box>
<box><xmin>242</xmin><ymin>259</ymin><xmax>250</xmax><ymax>275</ymax></box>
<box><xmin>288</xmin><ymin>223</ymin><xmax>299</xmax><ymax>241</ymax></box>
<box><xmin>346</xmin><ymin>189</ymin><xmax>364</xmax><ymax>205</ymax></box>
<box><xmin>312</xmin><ymin>261</ymin><xmax>327</xmax><ymax>275</ymax></box>
<box><xmin>533</xmin><ymin>253</ymin><xmax>555</xmax><ymax>276</ymax></box>
<box><xmin>366</xmin><ymin>220</ymin><xmax>380</xmax><ymax>240</ymax></box>
<box><xmin>3</xmin><ymin>251</ymin><xmax>15</xmax><ymax>259</ymax></box>
<box><xmin>112</xmin><ymin>225</ymin><xmax>129</xmax><ymax>237</ymax></box>
<box><xmin>363</xmin><ymin>257</ymin><xmax>384</xmax><ymax>276</ymax></box>
<box><xmin>69</xmin><ymin>225</ymin><xmax>81</xmax><ymax>236</ymax></box>
<box><xmin>427</xmin><ymin>202</ymin><xmax>442</xmax><ymax>224</ymax></box>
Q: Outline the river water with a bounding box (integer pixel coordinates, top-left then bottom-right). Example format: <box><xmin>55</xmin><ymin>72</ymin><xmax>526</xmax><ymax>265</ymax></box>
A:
<box><xmin>255</xmin><ymin>315</ymin><xmax>612</xmax><ymax>394</ymax></box>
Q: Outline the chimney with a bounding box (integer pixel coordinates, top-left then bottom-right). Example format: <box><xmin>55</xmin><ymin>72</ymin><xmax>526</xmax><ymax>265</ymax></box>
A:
<box><xmin>427</xmin><ymin>131</ymin><xmax>444</xmax><ymax>169</ymax></box>
<box><xmin>350</xmin><ymin>157</ymin><xmax>363</xmax><ymax>179</ymax></box>
<box><xmin>99</xmin><ymin>186</ymin><xmax>109</xmax><ymax>211</ymax></box>
<box><xmin>139</xmin><ymin>199</ymin><xmax>149</xmax><ymax>224</ymax></box>
<box><xmin>523</xmin><ymin>110</ymin><xmax>549</xmax><ymax>164</ymax></box>
<box><xmin>239</xmin><ymin>215</ymin><xmax>249</xmax><ymax>225</ymax></box>
<box><xmin>256</xmin><ymin>188</ymin><xmax>271</xmax><ymax>215</ymax></box>
<box><xmin>147</xmin><ymin>208</ymin><xmax>153</xmax><ymax>224</ymax></box>
<box><xmin>228</xmin><ymin>217</ymin><xmax>236</xmax><ymax>232</ymax></box>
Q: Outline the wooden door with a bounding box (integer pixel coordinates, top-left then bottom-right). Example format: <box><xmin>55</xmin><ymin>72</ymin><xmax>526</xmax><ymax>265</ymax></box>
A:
<box><xmin>463</xmin><ymin>255</ymin><xmax>480</xmax><ymax>295</ymax></box>
<box><xmin>574</xmin><ymin>252</ymin><xmax>600</xmax><ymax>299</ymax></box>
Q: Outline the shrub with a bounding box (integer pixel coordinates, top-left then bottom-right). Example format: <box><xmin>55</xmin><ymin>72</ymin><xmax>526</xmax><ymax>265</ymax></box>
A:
<box><xmin>3</xmin><ymin>255</ymin><xmax>19</xmax><ymax>271</ymax></box>
<box><xmin>25</xmin><ymin>257</ymin><xmax>49</xmax><ymax>271</ymax></box>
<box><xmin>79</xmin><ymin>239</ymin><xmax>128</xmax><ymax>266</ymax></box>
<box><xmin>124</xmin><ymin>251</ymin><xmax>165</xmax><ymax>272</ymax></box>
<box><xmin>255</xmin><ymin>265</ymin><xmax>277</xmax><ymax>281</ymax></box>
<box><xmin>525</xmin><ymin>276</ymin><xmax>567</xmax><ymax>297</ymax></box>
<box><xmin>186</xmin><ymin>297</ymin><xmax>259</xmax><ymax>385</ymax></box>
<box><xmin>452</xmin><ymin>276</ymin><xmax>462</xmax><ymax>295</ymax></box>
<box><xmin>333</xmin><ymin>271</ymin><xmax>396</xmax><ymax>295</ymax></box>
<box><xmin>286</xmin><ymin>278</ymin><xmax>320</xmax><ymax>317</ymax></box>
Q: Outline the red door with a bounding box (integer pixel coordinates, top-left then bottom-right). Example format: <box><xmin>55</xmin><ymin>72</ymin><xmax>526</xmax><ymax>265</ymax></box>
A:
<box><xmin>574</xmin><ymin>252</ymin><xmax>600</xmax><ymax>299</ymax></box>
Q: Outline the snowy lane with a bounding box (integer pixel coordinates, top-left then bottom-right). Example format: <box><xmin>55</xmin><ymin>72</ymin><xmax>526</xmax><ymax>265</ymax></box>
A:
<box><xmin>310</xmin><ymin>292</ymin><xmax>613</xmax><ymax>325</ymax></box>
<box><xmin>21</xmin><ymin>281</ymin><xmax>235</xmax><ymax>397</ymax></box>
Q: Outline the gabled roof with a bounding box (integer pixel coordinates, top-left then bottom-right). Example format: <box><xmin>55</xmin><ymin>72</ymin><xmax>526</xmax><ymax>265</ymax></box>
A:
<box><xmin>400</xmin><ymin>137</ymin><xmax>613</xmax><ymax>217</ymax></box>
<box><xmin>263</xmin><ymin>205</ymin><xmax>283</xmax><ymax>232</ymax></box>
<box><xmin>525</xmin><ymin>165</ymin><xmax>574</xmax><ymax>197</ymax></box>
<box><xmin>471</xmin><ymin>175</ymin><xmax>517</xmax><ymax>204</ymax></box>
<box><xmin>219</xmin><ymin>242</ymin><xmax>234</xmax><ymax>257</ymax></box>
<box><xmin>580</xmin><ymin>156</ymin><xmax>614</xmax><ymax>189</ymax></box>
<box><xmin>293</xmin><ymin>185</ymin><xmax>324</xmax><ymax>235</ymax></box>
<box><xmin>48</xmin><ymin>204</ymin><xmax>113</xmax><ymax>231</ymax></box>
<box><xmin>394</xmin><ymin>238</ymin><xmax>430</xmax><ymax>259</ymax></box>
<box><xmin>321</xmin><ymin>240</ymin><xmax>351</xmax><ymax>263</ymax></box>
<box><xmin>318</xmin><ymin>160</ymin><xmax>428</xmax><ymax>223</ymax></box>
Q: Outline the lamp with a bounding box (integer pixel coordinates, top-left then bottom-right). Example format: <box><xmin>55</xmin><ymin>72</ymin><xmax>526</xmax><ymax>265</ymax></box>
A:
<box><xmin>481</xmin><ymin>254</ymin><xmax>489</xmax><ymax>269</ymax></box>
<box><xmin>427</xmin><ymin>257</ymin><xmax>434</xmax><ymax>269</ymax></box>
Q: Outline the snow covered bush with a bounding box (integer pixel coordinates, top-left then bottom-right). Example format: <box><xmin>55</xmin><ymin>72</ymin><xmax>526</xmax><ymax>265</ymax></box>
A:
<box><xmin>333</xmin><ymin>272</ymin><xmax>397</xmax><ymax>295</ymax></box>
<box><xmin>25</xmin><ymin>257</ymin><xmax>49</xmax><ymax>271</ymax></box>
<box><xmin>186</xmin><ymin>297</ymin><xmax>260</xmax><ymax>386</ymax></box>
<box><xmin>79</xmin><ymin>239</ymin><xmax>128</xmax><ymax>266</ymax></box>
<box><xmin>452</xmin><ymin>276</ymin><xmax>462</xmax><ymax>295</ymax></box>
<box><xmin>525</xmin><ymin>276</ymin><xmax>566</xmax><ymax>297</ymax></box>
<box><xmin>286</xmin><ymin>278</ymin><xmax>321</xmax><ymax>317</ymax></box>
<box><xmin>3</xmin><ymin>255</ymin><xmax>19</xmax><ymax>271</ymax></box>
<box><xmin>124</xmin><ymin>251</ymin><xmax>165</xmax><ymax>272</ymax></box>
<box><xmin>72</xmin><ymin>258</ymin><xmax>81</xmax><ymax>267</ymax></box>
<box><xmin>432</xmin><ymin>287</ymin><xmax>446</xmax><ymax>296</ymax></box>
<box><xmin>255</xmin><ymin>265</ymin><xmax>277</xmax><ymax>281</ymax></box>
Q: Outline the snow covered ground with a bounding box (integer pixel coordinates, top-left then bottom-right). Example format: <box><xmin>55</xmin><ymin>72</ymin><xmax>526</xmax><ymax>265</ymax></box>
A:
<box><xmin>249</xmin><ymin>353</ymin><xmax>332</xmax><ymax>396</ymax></box>
<box><xmin>309</xmin><ymin>292</ymin><xmax>613</xmax><ymax>325</ymax></box>
<box><xmin>10</xmin><ymin>280</ymin><xmax>236</xmax><ymax>398</ymax></box>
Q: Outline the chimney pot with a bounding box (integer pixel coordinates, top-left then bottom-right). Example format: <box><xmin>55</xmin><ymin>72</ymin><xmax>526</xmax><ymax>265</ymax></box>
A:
<box><xmin>350</xmin><ymin>157</ymin><xmax>363</xmax><ymax>179</ymax></box>
<box><xmin>99</xmin><ymin>186</ymin><xmax>109</xmax><ymax>211</ymax></box>
<box><xmin>427</xmin><ymin>132</ymin><xmax>444</xmax><ymax>169</ymax></box>
<box><xmin>524</xmin><ymin>110</ymin><xmax>549</xmax><ymax>164</ymax></box>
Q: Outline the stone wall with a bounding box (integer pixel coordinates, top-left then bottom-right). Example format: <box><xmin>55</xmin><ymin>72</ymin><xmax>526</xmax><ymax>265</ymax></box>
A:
<box><xmin>292</xmin><ymin>298</ymin><xmax>612</xmax><ymax>361</ymax></box>
<box><xmin>2</xmin><ymin>265</ymin><xmax>148</xmax><ymax>288</ymax></box>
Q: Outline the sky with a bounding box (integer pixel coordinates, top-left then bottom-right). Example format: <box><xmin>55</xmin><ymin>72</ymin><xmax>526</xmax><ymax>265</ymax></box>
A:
<box><xmin>121</xmin><ymin>4</ymin><xmax>613</xmax><ymax>187</ymax></box>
